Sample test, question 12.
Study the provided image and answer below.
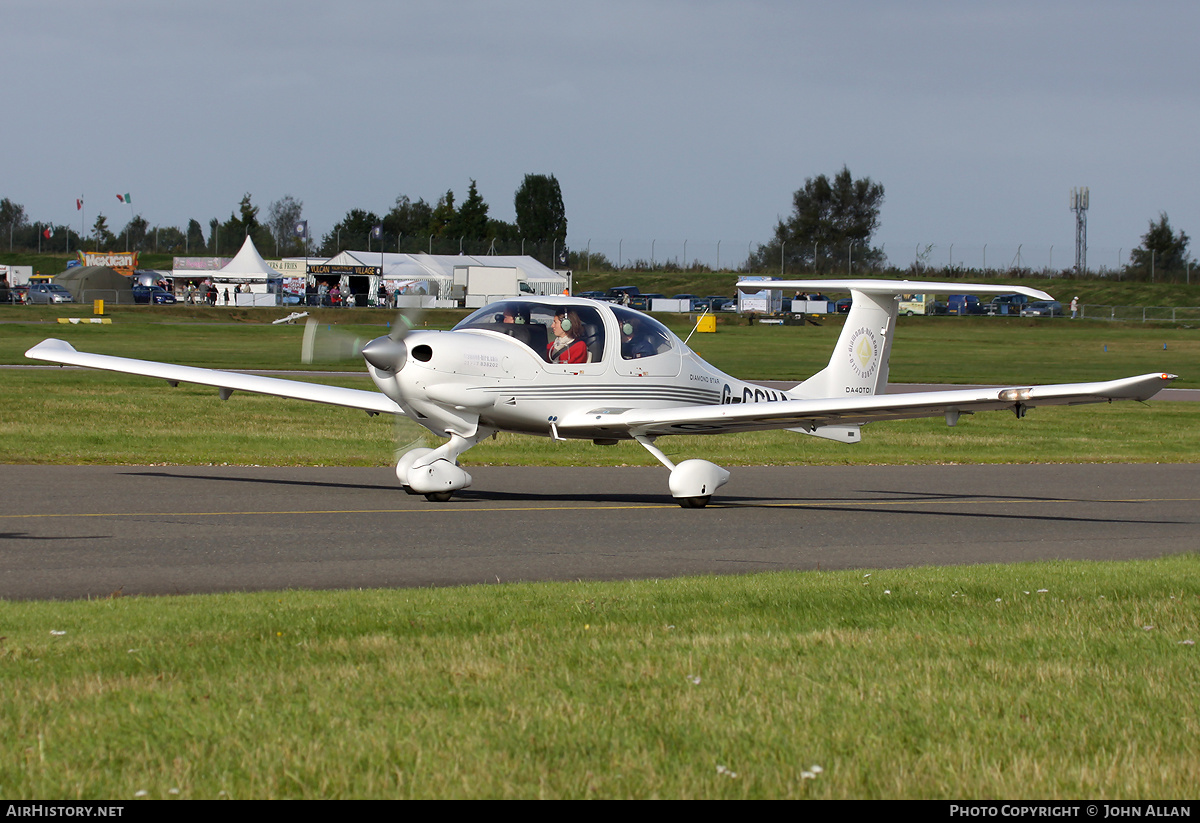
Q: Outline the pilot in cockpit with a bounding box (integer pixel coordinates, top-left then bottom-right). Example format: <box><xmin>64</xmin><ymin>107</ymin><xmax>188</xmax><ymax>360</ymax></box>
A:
<box><xmin>547</xmin><ymin>309</ymin><xmax>588</xmax><ymax>364</ymax></box>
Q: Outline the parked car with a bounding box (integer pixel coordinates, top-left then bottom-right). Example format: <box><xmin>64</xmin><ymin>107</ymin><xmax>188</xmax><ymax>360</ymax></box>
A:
<box><xmin>983</xmin><ymin>293</ymin><xmax>1030</xmax><ymax>316</ymax></box>
<box><xmin>131</xmin><ymin>284</ymin><xmax>177</xmax><ymax>304</ymax></box>
<box><xmin>1020</xmin><ymin>300</ymin><xmax>1063</xmax><ymax>317</ymax></box>
<box><xmin>628</xmin><ymin>293</ymin><xmax>664</xmax><ymax>311</ymax></box>
<box><xmin>26</xmin><ymin>283</ymin><xmax>74</xmax><ymax>304</ymax></box>
<box><xmin>707</xmin><ymin>296</ymin><xmax>735</xmax><ymax>312</ymax></box>
<box><xmin>835</xmin><ymin>298</ymin><xmax>852</xmax><ymax>314</ymax></box>
<box><xmin>578</xmin><ymin>291</ymin><xmax>607</xmax><ymax>301</ymax></box>
<box><xmin>946</xmin><ymin>294</ymin><xmax>983</xmax><ymax>315</ymax></box>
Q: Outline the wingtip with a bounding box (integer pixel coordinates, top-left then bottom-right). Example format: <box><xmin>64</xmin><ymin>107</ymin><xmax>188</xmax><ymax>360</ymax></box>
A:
<box><xmin>25</xmin><ymin>338</ymin><xmax>78</xmax><ymax>359</ymax></box>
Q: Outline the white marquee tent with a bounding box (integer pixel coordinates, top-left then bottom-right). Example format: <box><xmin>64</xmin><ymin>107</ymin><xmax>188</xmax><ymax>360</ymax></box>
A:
<box><xmin>214</xmin><ymin>236</ymin><xmax>284</xmax><ymax>284</ymax></box>
<box><xmin>308</xmin><ymin>251</ymin><xmax>569</xmax><ymax>304</ymax></box>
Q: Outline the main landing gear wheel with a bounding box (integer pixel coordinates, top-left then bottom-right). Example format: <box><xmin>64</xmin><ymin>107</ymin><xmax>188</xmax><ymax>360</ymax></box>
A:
<box><xmin>677</xmin><ymin>495</ymin><xmax>711</xmax><ymax>509</ymax></box>
<box><xmin>425</xmin><ymin>491</ymin><xmax>455</xmax><ymax>502</ymax></box>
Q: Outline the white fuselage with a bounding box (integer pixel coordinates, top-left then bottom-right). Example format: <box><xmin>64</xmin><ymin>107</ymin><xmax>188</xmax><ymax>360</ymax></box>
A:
<box><xmin>365</xmin><ymin>297</ymin><xmax>793</xmax><ymax>442</ymax></box>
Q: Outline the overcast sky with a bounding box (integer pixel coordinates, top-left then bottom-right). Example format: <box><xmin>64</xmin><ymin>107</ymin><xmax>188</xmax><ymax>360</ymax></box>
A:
<box><xmin>6</xmin><ymin>0</ymin><xmax>1198</xmax><ymax>270</ymax></box>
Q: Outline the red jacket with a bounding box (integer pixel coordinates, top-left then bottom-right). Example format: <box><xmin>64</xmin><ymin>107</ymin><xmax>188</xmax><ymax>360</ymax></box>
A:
<box><xmin>547</xmin><ymin>338</ymin><xmax>588</xmax><ymax>364</ymax></box>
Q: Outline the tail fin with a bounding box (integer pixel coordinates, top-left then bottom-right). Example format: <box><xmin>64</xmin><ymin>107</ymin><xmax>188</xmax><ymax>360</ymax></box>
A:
<box><xmin>736</xmin><ymin>279</ymin><xmax>1053</xmax><ymax>400</ymax></box>
<box><xmin>792</xmin><ymin>287</ymin><xmax>897</xmax><ymax>399</ymax></box>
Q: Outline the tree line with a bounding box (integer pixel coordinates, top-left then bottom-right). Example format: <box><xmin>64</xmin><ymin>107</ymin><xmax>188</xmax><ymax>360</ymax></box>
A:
<box><xmin>0</xmin><ymin>174</ymin><xmax>569</xmax><ymax>267</ymax></box>
<box><xmin>2</xmin><ymin>168</ymin><xmax>1194</xmax><ymax>281</ymax></box>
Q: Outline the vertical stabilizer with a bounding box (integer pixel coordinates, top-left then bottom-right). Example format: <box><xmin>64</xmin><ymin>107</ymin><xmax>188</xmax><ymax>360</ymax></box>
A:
<box><xmin>791</xmin><ymin>288</ymin><xmax>896</xmax><ymax>399</ymax></box>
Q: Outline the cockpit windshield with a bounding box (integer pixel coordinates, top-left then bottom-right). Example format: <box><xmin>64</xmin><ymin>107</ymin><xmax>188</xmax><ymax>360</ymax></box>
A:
<box><xmin>610</xmin><ymin>305</ymin><xmax>675</xmax><ymax>360</ymax></box>
<box><xmin>455</xmin><ymin>301</ymin><xmax>608</xmax><ymax>364</ymax></box>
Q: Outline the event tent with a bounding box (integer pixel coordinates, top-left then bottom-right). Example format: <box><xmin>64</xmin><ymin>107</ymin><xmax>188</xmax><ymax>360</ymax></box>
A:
<box><xmin>212</xmin><ymin>236</ymin><xmax>284</xmax><ymax>286</ymax></box>
<box><xmin>53</xmin><ymin>266</ymin><xmax>137</xmax><ymax>304</ymax></box>
<box><xmin>316</xmin><ymin>251</ymin><xmax>569</xmax><ymax>300</ymax></box>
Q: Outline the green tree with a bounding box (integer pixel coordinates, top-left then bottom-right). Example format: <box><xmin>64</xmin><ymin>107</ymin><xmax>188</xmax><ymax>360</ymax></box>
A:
<box><xmin>237</xmin><ymin>193</ymin><xmax>260</xmax><ymax>235</ymax></box>
<box><xmin>187</xmin><ymin>219</ymin><xmax>207</xmax><ymax>253</ymax></box>
<box><xmin>120</xmin><ymin>214</ymin><xmax>149</xmax><ymax>251</ymax></box>
<box><xmin>217</xmin><ymin>193</ymin><xmax>271</xmax><ymax>254</ymax></box>
<box><xmin>319</xmin><ymin>208</ymin><xmax>381</xmax><ymax>256</ymax></box>
<box><xmin>486</xmin><ymin>217</ymin><xmax>519</xmax><ymax>247</ymax></box>
<box><xmin>266</xmin><ymin>195</ymin><xmax>304</xmax><ymax>256</ymax></box>
<box><xmin>452</xmin><ymin>179</ymin><xmax>490</xmax><ymax>241</ymax></box>
<box><xmin>91</xmin><ymin>214</ymin><xmax>116</xmax><ymax>250</ymax></box>
<box><xmin>152</xmin><ymin>225</ymin><xmax>186</xmax><ymax>253</ymax></box>
<box><xmin>514</xmin><ymin>174</ymin><xmax>566</xmax><ymax>242</ymax></box>
<box><xmin>1128</xmin><ymin>213</ymin><xmax>1194</xmax><ymax>279</ymax></box>
<box><xmin>1</xmin><ymin>198</ymin><xmax>28</xmax><ymax>251</ymax></box>
<box><xmin>383</xmin><ymin>194</ymin><xmax>434</xmax><ymax>245</ymax></box>
<box><xmin>429</xmin><ymin>190</ymin><xmax>457</xmax><ymax>244</ymax></box>
<box><xmin>751</xmin><ymin>166</ymin><xmax>885</xmax><ymax>273</ymax></box>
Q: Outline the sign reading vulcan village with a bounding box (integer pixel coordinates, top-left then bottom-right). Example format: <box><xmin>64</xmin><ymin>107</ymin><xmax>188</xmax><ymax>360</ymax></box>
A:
<box><xmin>306</xmin><ymin>264</ymin><xmax>381</xmax><ymax>277</ymax></box>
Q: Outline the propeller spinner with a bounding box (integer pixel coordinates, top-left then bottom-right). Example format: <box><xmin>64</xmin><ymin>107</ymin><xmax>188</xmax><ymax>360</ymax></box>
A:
<box><xmin>360</xmin><ymin>311</ymin><xmax>415</xmax><ymax>373</ymax></box>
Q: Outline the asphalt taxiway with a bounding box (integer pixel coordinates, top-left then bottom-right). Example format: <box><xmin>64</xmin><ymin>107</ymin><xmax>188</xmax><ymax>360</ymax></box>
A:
<box><xmin>2</xmin><ymin>463</ymin><xmax>1196</xmax><ymax>600</ymax></box>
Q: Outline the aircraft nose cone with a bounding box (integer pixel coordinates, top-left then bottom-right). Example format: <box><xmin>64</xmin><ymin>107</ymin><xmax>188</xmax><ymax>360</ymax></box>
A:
<box><xmin>361</xmin><ymin>335</ymin><xmax>407</xmax><ymax>372</ymax></box>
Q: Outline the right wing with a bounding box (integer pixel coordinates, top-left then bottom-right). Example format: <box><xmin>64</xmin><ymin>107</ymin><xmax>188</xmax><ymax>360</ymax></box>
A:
<box><xmin>25</xmin><ymin>338</ymin><xmax>403</xmax><ymax>416</ymax></box>
<box><xmin>561</xmin><ymin>373</ymin><xmax>1177</xmax><ymax>437</ymax></box>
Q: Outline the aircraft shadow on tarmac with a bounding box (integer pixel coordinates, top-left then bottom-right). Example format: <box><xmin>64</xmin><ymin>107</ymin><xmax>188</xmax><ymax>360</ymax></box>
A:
<box><xmin>115</xmin><ymin>470</ymin><xmax>1188</xmax><ymax>527</ymax></box>
<box><xmin>0</xmin><ymin>532</ymin><xmax>113</xmax><ymax>542</ymax></box>
<box><xmin>121</xmin><ymin>470</ymin><xmax>394</xmax><ymax>493</ymax></box>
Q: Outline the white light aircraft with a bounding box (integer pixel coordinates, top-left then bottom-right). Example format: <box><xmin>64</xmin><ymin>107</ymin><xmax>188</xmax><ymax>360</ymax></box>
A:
<box><xmin>25</xmin><ymin>279</ymin><xmax>1176</xmax><ymax>507</ymax></box>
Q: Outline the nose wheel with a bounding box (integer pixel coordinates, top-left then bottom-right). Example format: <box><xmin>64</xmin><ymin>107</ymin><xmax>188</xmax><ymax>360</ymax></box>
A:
<box><xmin>424</xmin><ymin>491</ymin><xmax>455</xmax><ymax>502</ymax></box>
<box><xmin>677</xmin><ymin>495</ymin><xmax>711</xmax><ymax>509</ymax></box>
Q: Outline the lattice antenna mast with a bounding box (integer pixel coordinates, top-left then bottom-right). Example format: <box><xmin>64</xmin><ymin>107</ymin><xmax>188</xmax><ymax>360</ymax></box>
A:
<box><xmin>1071</xmin><ymin>187</ymin><xmax>1089</xmax><ymax>274</ymax></box>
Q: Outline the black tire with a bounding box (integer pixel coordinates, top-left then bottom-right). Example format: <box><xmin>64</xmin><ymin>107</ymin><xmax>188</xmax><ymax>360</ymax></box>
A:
<box><xmin>677</xmin><ymin>495</ymin><xmax>711</xmax><ymax>509</ymax></box>
<box><xmin>424</xmin><ymin>491</ymin><xmax>454</xmax><ymax>502</ymax></box>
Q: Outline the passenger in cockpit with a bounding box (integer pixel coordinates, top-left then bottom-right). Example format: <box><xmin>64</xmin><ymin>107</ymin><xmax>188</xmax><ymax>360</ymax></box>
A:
<box><xmin>620</xmin><ymin>315</ymin><xmax>657</xmax><ymax>359</ymax></box>
<box><xmin>547</xmin><ymin>309</ymin><xmax>588</xmax><ymax>364</ymax></box>
<box><xmin>500</xmin><ymin>304</ymin><xmax>530</xmax><ymax>324</ymax></box>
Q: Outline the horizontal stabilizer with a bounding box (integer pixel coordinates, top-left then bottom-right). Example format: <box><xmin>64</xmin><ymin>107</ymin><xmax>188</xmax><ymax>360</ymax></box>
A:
<box><xmin>736</xmin><ymin>278</ymin><xmax>1054</xmax><ymax>301</ymax></box>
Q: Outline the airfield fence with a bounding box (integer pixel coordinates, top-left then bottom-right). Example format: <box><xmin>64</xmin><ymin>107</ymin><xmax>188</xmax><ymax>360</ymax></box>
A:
<box><xmin>1082</xmin><ymin>305</ymin><xmax>1200</xmax><ymax>323</ymax></box>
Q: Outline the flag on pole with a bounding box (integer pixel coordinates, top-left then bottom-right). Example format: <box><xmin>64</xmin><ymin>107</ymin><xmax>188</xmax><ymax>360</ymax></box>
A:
<box><xmin>371</xmin><ymin>224</ymin><xmax>382</xmax><ymax>239</ymax></box>
<box><xmin>76</xmin><ymin>199</ymin><xmax>83</xmax><ymax>210</ymax></box>
<box><xmin>116</xmin><ymin>193</ymin><xmax>131</xmax><ymax>203</ymax></box>
<box><xmin>43</xmin><ymin>227</ymin><xmax>52</xmax><ymax>239</ymax></box>
<box><xmin>293</xmin><ymin>220</ymin><xmax>308</xmax><ymax>237</ymax></box>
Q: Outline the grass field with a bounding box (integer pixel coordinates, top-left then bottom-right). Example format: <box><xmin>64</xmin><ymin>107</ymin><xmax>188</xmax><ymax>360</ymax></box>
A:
<box><xmin>2</xmin><ymin>304</ymin><xmax>1195</xmax><ymax>467</ymax></box>
<box><xmin>2</xmin><ymin>558</ymin><xmax>1196</xmax><ymax>799</ymax></box>
<box><xmin>1</xmin><ymin>303</ymin><xmax>1197</xmax><ymax>799</ymax></box>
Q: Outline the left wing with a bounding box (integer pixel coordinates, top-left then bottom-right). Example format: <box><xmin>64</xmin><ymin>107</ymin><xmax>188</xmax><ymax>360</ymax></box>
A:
<box><xmin>563</xmin><ymin>373</ymin><xmax>1176</xmax><ymax>437</ymax></box>
<box><xmin>25</xmin><ymin>338</ymin><xmax>403</xmax><ymax>416</ymax></box>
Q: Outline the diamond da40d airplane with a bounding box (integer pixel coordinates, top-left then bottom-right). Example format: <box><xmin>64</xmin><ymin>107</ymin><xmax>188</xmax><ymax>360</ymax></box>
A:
<box><xmin>26</xmin><ymin>279</ymin><xmax>1175</xmax><ymax>507</ymax></box>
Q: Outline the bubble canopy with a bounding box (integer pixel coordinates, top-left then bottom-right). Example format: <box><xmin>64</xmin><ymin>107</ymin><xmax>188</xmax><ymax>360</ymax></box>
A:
<box><xmin>454</xmin><ymin>300</ymin><xmax>676</xmax><ymax>363</ymax></box>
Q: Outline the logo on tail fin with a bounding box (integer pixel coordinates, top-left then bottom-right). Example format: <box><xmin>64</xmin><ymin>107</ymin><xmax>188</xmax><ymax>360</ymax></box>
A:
<box><xmin>847</xmin><ymin>327</ymin><xmax>879</xmax><ymax>379</ymax></box>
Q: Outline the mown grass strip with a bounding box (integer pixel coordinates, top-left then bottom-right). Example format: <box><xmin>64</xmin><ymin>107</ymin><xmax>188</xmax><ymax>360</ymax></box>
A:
<box><xmin>2</xmin><ymin>367</ymin><xmax>1196</xmax><ymax>467</ymax></box>
<box><xmin>1</xmin><ymin>557</ymin><xmax>1196</xmax><ymax>799</ymax></box>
